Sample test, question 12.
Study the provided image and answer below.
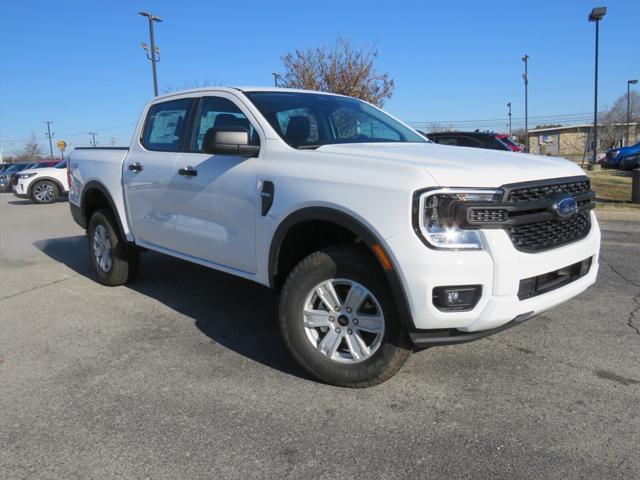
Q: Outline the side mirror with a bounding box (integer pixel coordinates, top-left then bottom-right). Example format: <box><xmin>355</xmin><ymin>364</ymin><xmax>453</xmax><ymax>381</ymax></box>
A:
<box><xmin>202</xmin><ymin>126</ymin><xmax>260</xmax><ymax>157</ymax></box>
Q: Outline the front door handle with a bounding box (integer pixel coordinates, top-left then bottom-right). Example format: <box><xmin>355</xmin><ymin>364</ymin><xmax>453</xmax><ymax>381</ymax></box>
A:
<box><xmin>128</xmin><ymin>162</ymin><xmax>143</xmax><ymax>173</ymax></box>
<box><xmin>178</xmin><ymin>167</ymin><xmax>198</xmax><ymax>177</ymax></box>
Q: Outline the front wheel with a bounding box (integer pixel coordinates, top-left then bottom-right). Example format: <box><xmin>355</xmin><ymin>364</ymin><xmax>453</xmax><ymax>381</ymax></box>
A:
<box><xmin>31</xmin><ymin>181</ymin><xmax>59</xmax><ymax>204</ymax></box>
<box><xmin>279</xmin><ymin>246</ymin><xmax>411</xmax><ymax>388</ymax></box>
<box><xmin>87</xmin><ymin>208</ymin><xmax>139</xmax><ymax>286</ymax></box>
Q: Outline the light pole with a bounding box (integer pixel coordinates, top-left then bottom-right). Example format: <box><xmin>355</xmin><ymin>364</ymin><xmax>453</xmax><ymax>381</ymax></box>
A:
<box><xmin>44</xmin><ymin>121</ymin><xmax>54</xmax><ymax>160</ymax></box>
<box><xmin>628</xmin><ymin>79</ymin><xmax>638</xmax><ymax>145</ymax></box>
<box><xmin>271</xmin><ymin>72</ymin><xmax>281</xmax><ymax>87</ymax></box>
<box><xmin>139</xmin><ymin>11</ymin><xmax>162</xmax><ymax>97</ymax></box>
<box><xmin>589</xmin><ymin>7</ymin><xmax>606</xmax><ymax>164</ymax></box>
<box><xmin>507</xmin><ymin>102</ymin><xmax>512</xmax><ymax>136</ymax></box>
<box><xmin>521</xmin><ymin>55</ymin><xmax>529</xmax><ymax>152</ymax></box>
<box><xmin>89</xmin><ymin>131</ymin><xmax>98</xmax><ymax>147</ymax></box>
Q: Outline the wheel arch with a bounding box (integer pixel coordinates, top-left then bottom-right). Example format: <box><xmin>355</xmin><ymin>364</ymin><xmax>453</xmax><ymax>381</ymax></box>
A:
<box><xmin>80</xmin><ymin>181</ymin><xmax>127</xmax><ymax>241</ymax></box>
<box><xmin>268</xmin><ymin>206</ymin><xmax>415</xmax><ymax>328</ymax></box>
<box><xmin>28</xmin><ymin>176</ymin><xmax>65</xmax><ymax>197</ymax></box>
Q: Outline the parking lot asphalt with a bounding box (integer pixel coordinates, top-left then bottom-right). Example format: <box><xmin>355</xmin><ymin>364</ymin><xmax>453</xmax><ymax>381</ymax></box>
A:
<box><xmin>1</xmin><ymin>193</ymin><xmax>639</xmax><ymax>480</ymax></box>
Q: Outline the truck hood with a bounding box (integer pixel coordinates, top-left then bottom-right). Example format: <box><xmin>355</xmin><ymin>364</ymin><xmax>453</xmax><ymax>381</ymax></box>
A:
<box><xmin>316</xmin><ymin>142</ymin><xmax>585</xmax><ymax>187</ymax></box>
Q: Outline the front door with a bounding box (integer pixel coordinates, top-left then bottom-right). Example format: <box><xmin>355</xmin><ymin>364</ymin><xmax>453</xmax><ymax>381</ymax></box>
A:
<box><xmin>171</xmin><ymin>94</ymin><xmax>260</xmax><ymax>274</ymax></box>
<box><xmin>123</xmin><ymin>98</ymin><xmax>193</xmax><ymax>249</ymax></box>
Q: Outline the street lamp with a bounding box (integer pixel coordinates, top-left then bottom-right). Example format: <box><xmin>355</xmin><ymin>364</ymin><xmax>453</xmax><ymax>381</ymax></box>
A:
<box><xmin>507</xmin><ymin>102</ymin><xmax>512</xmax><ymax>136</ymax></box>
<box><xmin>628</xmin><ymin>79</ymin><xmax>638</xmax><ymax>145</ymax></box>
<box><xmin>521</xmin><ymin>55</ymin><xmax>529</xmax><ymax>152</ymax></box>
<box><xmin>139</xmin><ymin>11</ymin><xmax>162</xmax><ymax>97</ymax></box>
<box><xmin>588</xmin><ymin>6</ymin><xmax>606</xmax><ymax>164</ymax></box>
<box><xmin>271</xmin><ymin>72</ymin><xmax>281</xmax><ymax>87</ymax></box>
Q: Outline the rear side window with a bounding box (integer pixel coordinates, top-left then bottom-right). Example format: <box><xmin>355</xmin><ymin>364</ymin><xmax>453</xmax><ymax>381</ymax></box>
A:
<box><xmin>142</xmin><ymin>99</ymin><xmax>192</xmax><ymax>151</ymax></box>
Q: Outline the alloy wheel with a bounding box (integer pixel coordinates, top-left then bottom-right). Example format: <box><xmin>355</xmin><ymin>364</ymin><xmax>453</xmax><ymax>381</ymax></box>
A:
<box><xmin>302</xmin><ymin>278</ymin><xmax>385</xmax><ymax>363</ymax></box>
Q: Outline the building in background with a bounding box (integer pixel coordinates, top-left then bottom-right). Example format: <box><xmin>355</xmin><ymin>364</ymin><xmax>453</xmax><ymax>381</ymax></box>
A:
<box><xmin>527</xmin><ymin>122</ymin><xmax>638</xmax><ymax>157</ymax></box>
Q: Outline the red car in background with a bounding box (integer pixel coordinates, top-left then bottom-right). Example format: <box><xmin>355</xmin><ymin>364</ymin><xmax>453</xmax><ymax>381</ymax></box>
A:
<box><xmin>497</xmin><ymin>134</ymin><xmax>523</xmax><ymax>152</ymax></box>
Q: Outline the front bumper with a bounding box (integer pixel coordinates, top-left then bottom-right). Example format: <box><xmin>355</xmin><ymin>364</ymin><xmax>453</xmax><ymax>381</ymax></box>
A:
<box><xmin>386</xmin><ymin>211</ymin><xmax>600</xmax><ymax>339</ymax></box>
<box><xmin>12</xmin><ymin>181</ymin><xmax>29</xmax><ymax>198</ymax></box>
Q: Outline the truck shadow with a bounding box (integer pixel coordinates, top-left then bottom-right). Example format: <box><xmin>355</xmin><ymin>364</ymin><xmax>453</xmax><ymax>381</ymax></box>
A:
<box><xmin>34</xmin><ymin>235</ymin><xmax>309</xmax><ymax>381</ymax></box>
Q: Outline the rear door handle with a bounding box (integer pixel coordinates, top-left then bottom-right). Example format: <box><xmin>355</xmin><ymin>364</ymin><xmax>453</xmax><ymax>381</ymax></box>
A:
<box><xmin>178</xmin><ymin>167</ymin><xmax>198</xmax><ymax>177</ymax></box>
<box><xmin>128</xmin><ymin>162</ymin><xmax>143</xmax><ymax>173</ymax></box>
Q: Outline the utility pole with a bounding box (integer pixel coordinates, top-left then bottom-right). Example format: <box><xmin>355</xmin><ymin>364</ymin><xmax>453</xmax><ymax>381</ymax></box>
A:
<box><xmin>521</xmin><ymin>55</ymin><xmax>529</xmax><ymax>152</ymax></box>
<box><xmin>139</xmin><ymin>11</ymin><xmax>162</xmax><ymax>96</ymax></box>
<box><xmin>110</xmin><ymin>137</ymin><xmax>116</xmax><ymax>146</ymax></box>
<box><xmin>628</xmin><ymin>79</ymin><xmax>638</xmax><ymax>145</ymax></box>
<box><xmin>271</xmin><ymin>72</ymin><xmax>281</xmax><ymax>87</ymax></box>
<box><xmin>589</xmin><ymin>7</ymin><xmax>606</xmax><ymax>164</ymax></box>
<box><xmin>507</xmin><ymin>102</ymin><xmax>512</xmax><ymax>136</ymax></box>
<box><xmin>44</xmin><ymin>121</ymin><xmax>55</xmax><ymax>160</ymax></box>
<box><xmin>89</xmin><ymin>131</ymin><xmax>98</xmax><ymax>147</ymax></box>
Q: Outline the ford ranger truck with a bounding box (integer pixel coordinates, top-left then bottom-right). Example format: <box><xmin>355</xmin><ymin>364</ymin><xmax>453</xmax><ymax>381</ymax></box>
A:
<box><xmin>68</xmin><ymin>87</ymin><xmax>600</xmax><ymax>387</ymax></box>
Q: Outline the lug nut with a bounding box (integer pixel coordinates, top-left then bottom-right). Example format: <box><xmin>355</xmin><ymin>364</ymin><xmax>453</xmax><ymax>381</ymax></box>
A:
<box><xmin>353</xmin><ymin>319</ymin><xmax>358</xmax><ymax>325</ymax></box>
<box><xmin>346</xmin><ymin>307</ymin><xmax>352</xmax><ymax>313</ymax></box>
<box><xmin>329</xmin><ymin>316</ymin><xmax>334</xmax><ymax>322</ymax></box>
<box><xmin>335</xmin><ymin>327</ymin><xmax>341</xmax><ymax>334</ymax></box>
<box><xmin>347</xmin><ymin>329</ymin><xmax>353</xmax><ymax>335</ymax></box>
<box><xmin>334</xmin><ymin>306</ymin><xmax>340</xmax><ymax>312</ymax></box>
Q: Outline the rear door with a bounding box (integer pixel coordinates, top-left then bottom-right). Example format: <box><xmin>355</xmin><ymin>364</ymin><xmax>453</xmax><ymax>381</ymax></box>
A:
<box><xmin>169</xmin><ymin>94</ymin><xmax>261</xmax><ymax>274</ymax></box>
<box><xmin>123</xmin><ymin>98</ymin><xmax>194</xmax><ymax>249</ymax></box>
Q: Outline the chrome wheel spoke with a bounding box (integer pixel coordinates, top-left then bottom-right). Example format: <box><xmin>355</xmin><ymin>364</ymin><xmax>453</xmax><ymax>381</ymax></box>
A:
<box><xmin>355</xmin><ymin>313</ymin><xmax>383</xmax><ymax>333</ymax></box>
<box><xmin>344</xmin><ymin>284</ymin><xmax>367</xmax><ymax>312</ymax></box>
<box><xmin>318</xmin><ymin>329</ymin><xmax>342</xmax><ymax>358</ymax></box>
<box><xmin>316</xmin><ymin>281</ymin><xmax>341</xmax><ymax>311</ymax></box>
<box><xmin>345</xmin><ymin>332</ymin><xmax>369</xmax><ymax>361</ymax></box>
<box><xmin>303</xmin><ymin>309</ymin><xmax>332</xmax><ymax>328</ymax></box>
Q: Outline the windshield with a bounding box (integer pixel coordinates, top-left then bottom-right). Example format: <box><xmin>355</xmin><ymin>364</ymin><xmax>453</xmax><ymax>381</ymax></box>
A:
<box><xmin>54</xmin><ymin>160</ymin><xmax>67</xmax><ymax>169</ymax></box>
<box><xmin>244</xmin><ymin>91</ymin><xmax>426</xmax><ymax>149</ymax></box>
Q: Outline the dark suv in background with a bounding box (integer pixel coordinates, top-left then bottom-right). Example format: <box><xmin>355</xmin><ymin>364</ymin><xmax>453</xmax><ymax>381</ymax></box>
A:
<box><xmin>426</xmin><ymin>131</ymin><xmax>515</xmax><ymax>151</ymax></box>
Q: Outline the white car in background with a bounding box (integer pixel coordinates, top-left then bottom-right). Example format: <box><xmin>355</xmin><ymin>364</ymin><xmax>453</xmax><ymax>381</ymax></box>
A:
<box><xmin>12</xmin><ymin>160</ymin><xmax>69</xmax><ymax>204</ymax></box>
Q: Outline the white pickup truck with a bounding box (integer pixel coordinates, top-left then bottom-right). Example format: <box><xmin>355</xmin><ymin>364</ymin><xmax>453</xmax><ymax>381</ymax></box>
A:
<box><xmin>68</xmin><ymin>87</ymin><xmax>600</xmax><ymax>387</ymax></box>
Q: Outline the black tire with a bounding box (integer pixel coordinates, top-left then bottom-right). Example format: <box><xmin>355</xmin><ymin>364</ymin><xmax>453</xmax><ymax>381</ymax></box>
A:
<box><xmin>31</xmin><ymin>180</ymin><xmax>59</xmax><ymax>204</ymax></box>
<box><xmin>87</xmin><ymin>208</ymin><xmax>139</xmax><ymax>286</ymax></box>
<box><xmin>279</xmin><ymin>246</ymin><xmax>411</xmax><ymax>388</ymax></box>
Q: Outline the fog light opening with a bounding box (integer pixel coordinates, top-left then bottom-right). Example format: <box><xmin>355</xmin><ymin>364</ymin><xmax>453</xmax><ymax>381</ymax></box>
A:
<box><xmin>433</xmin><ymin>285</ymin><xmax>482</xmax><ymax>311</ymax></box>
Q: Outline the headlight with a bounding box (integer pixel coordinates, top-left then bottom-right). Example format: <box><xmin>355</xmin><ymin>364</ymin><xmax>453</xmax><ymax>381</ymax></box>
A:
<box><xmin>414</xmin><ymin>188</ymin><xmax>502</xmax><ymax>250</ymax></box>
<box><xmin>18</xmin><ymin>173</ymin><xmax>37</xmax><ymax>179</ymax></box>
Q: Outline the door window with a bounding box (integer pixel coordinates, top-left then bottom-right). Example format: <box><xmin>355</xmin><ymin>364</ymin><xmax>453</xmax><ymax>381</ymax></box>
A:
<box><xmin>142</xmin><ymin>98</ymin><xmax>192</xmax><ymax>151</ymax></box>
<box><xmin>193</xmin><ymin>97</ymin><xmax>256</xmax><ymax>152</ymax></box>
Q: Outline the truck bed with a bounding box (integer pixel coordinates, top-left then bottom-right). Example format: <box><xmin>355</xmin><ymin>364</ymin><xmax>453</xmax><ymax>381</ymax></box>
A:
<box><xmin>68</xmin><ymin>147</ymin><xmax>132</xmax><ymax>239</ymax></box>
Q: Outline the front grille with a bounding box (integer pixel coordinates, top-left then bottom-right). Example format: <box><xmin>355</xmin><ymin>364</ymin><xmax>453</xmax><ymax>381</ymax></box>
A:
<box><xmin>507</xmin><ymin>211</ymin><xmax>591</xmax><ymax>252</ymax></box>
<box><xmin>467</xmin><ymin>208</ymin><xmax>508</xmax><ymax>223</ymax></box>
<box><xmin>506</xmin><ymin>179</ymin><xmax>590</xmax><ymax>204</ymax></box>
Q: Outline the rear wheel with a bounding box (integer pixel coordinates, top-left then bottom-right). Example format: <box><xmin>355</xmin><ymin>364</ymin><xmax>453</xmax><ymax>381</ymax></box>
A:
<box><xmin>31</xmin><ymin>181</ymin><xmax>58</xmax><ymax>204</ymax></box>
<box><xmin>279</xmin><ymin>246</ymin><xmax>411</xmax><ymax>388</ymax></box>
<box><xmin>87</xmin><ymin>208</ymin><xmax>139</xmax><ymax>286</ymax></box>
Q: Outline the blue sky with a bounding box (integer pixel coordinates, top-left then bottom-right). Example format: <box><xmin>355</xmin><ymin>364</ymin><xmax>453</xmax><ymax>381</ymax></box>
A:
<box><xmin>1</xmin><ymin>0</ymin><xmax>638</xmax><ymax>154</ymax></box>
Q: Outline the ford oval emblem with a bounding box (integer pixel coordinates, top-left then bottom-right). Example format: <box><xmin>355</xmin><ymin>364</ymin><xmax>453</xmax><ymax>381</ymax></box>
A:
<box><xmin>553</xmin><ymin>195</ymin><xmax>578</xmax><ymax>218</ymax></box>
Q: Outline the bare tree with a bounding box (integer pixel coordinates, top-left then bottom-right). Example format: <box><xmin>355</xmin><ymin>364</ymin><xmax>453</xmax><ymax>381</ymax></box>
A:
<box><xmin>279</xmin><ymin>36</ymin><xmax>395</xmax><ymax>107</ymax></box>
<box><xmin>425</xmin><ymin>122</ymin><xmax>456</xmax><ymax>133</ymax></box>
<box><xmin>600</xmin><ymin>91</ymin><xmax>639</xmax><ymax>148</ymax></box>
<box><xmin>15</xmin><ymin>132</ymin><xmax>45</xmax><ymax>162</ymax></box>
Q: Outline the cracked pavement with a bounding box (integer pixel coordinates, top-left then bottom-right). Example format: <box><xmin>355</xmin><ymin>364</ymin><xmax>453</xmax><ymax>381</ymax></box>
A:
<box><xmin>1</xmin><ymin>194</ymin><xmax>639</xmax><ymax>479</ymax></box>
